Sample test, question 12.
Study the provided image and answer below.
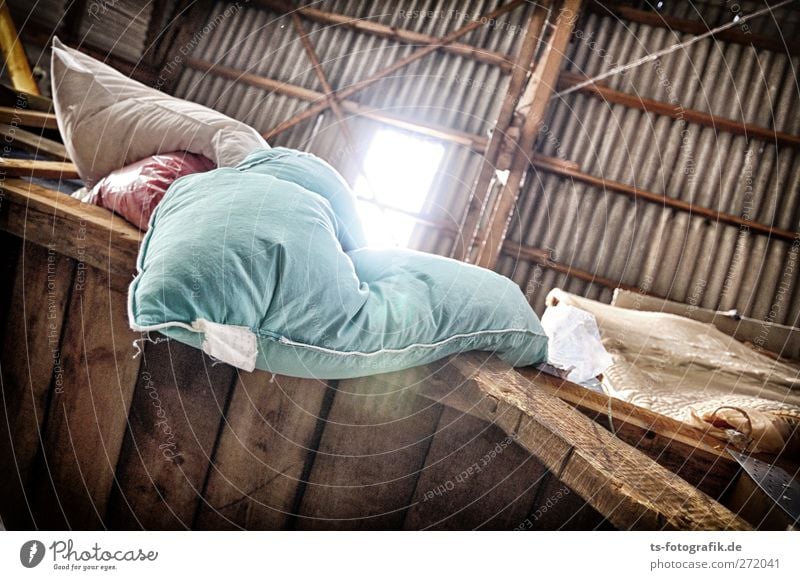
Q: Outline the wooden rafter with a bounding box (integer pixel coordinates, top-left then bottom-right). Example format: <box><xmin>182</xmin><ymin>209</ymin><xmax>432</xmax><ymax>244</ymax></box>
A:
<box><xmin>558</xmin><ymin>71</ymin><xmax>800</xmax><ymax>149</ymax></box>
<box><xmin>452</xmin><ymin>3</ymin><xmax>548</xmax><ymax>261</ymax></box>
<box><xmin>190</xmin><ymin>54</ymin><xmax>797</xmax><ymax>158</ymax></box>
<box><xmin>291</xmin><ymin>13</ymin><xmax>388</xmax><ymax>212</ymax></box>
<box><xmin>0</xmin><ymin>106</ymin><xmax>57</xmax><ymax>130</ymax></box>
<box><xmin>187</xmin><ymin>57</ymin><xmax>490</xmax><ymax>150</ymax></box>
<box><xmin>0</xmin><ymin>123</ymin><xmax>69</xmax><ymax>160</ymax></box>
<box><xmin>0</xmin><ymin>158</ymin><xmax>78</xmax><ymax>179</ymax></box>
<box><xmin>257</xmin><ymin>0</ymin><xmax>516</xmax><ymax>72</ymax></box>
<box><xmin>262</xmin><ymin>0</ymin><xmax>526</xmax><ymax>140</ymax></box>
<box><xmin>501</xmin><ymin>239</ymin><xmax>642</xmax><ymax>292</ymax></box>
<box><xmin>530</xmin><ymin>157</ymin><xmax>799</xmax><ymax>243</ymax></box>
<box><xmin>473</xmin><ymin>0</ymin><xmax>583</xmax><ymax>269</ymax></box>
<box><xmin>290</xmin><ymin>13</ymin><xmax>362</xmax><ymax>166</ymax></box>
<box><xmin>590</xmin><ymin>0</ymin><xmax>800</xmax><ymax>56</ymax></box>
<box><xmin>164</xmin><ymin>47</ymin><xmax>800</xmax><ymax>251</ymax></box>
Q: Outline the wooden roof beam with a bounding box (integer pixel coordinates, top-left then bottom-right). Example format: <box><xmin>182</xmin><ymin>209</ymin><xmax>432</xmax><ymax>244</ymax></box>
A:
<box><xmin>186</xmin><ymin>57</ymin><xmax>489</xmax><ymax>150</ymax></box>
<box><xmin>530</xmin><ymin>155</ymin><xmax>798</xmax><ymax>242</ymax></box>
<box><xmin>474</xmin><ymin>0</ymin><xmax>583</xmax><ymax>270</ymax></box>
<box><xmin>558</xmin><ymin>71</ymin><xmax>800</xmax><ymax>149</ymax></box>
<box><xmin>0</xmin><ymin>158</ymin><xmax>78</xmax><ymax>179</ymax></box>
<box><xmin>501</xmin><ymin>238</ymin><xmax>642</xmax><ymax>292</ymax></box>
<box><xmin>0</xmin><ymin>106</ymin><xmax>58</xmax><ymax>130</ymax></box>
<box><xmin>256</xmin><ymin>0</ymin><xmax>516</xmax><ymax>72</ymax></box>
<box><xmin>589</xmin><ymin>0</ymin><xmax>800</xmax><ymax>56</ymax></box>
<box><xmin>0</xmin><ymin>122</ymin><xmax>69</xmax><ymax>160</ymax></box>
<box><xmin>452</xmin><ymin>3</ymin><xmax>549</xmax><ymax>261</ymax></box>
<box><xmin>262</xmin><ymin>0</ymin><xmax>526</xmax><ymax>140</ymax></box>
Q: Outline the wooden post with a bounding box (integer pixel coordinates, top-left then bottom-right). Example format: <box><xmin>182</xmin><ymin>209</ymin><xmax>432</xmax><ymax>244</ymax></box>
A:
<box><xmin>473</xmin><ymin>0</ymin><xmax>582</xmax><ymax>270</ymax></box>
<box><xmin>0</xmin><ymin>1</ymin><xmax>40</xmax><ymax>95</ymax></box>
<box><xmin>452</xmin><ymin>3</ymin><xmax>548</xmax><ymax>261</ymax></box>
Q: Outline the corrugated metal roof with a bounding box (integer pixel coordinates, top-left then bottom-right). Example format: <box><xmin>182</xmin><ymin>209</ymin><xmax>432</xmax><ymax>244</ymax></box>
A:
<box><xmin>6</xmin><ymin>0</ymin><xmax>155</xmax><ymax>62</ymax></box>
<box><xmin>499</xmin><ymin>8</ymin><xmax>800</xmax><ymax>326</ymax></box>
<box><xmin>77</xmin><ymin>0</ymin><xmax>154</xmax><ymax>63</ymax></box>
<box><xmin>6</xmin><ymin>0</ymin><xmax>66</xmax><ymax>33</ymax></box>
<box><xmin>652</xmin><ymin>0</ymin><xmax>800</xmax><ymax>38</ymax></box>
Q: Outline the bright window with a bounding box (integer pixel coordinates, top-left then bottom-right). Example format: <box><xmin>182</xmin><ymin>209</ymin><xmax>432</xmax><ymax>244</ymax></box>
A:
<box><xmin>353</xmin><ymin>129</ymin><xmax>445</xmax><ymax>247</ymax></box>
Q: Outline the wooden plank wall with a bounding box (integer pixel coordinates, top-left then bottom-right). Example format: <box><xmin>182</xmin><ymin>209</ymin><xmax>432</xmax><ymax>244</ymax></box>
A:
<box><xmin>0</xmin><ymin>238</ymin><xmax>610</xmax><ymax>530</ymax></box>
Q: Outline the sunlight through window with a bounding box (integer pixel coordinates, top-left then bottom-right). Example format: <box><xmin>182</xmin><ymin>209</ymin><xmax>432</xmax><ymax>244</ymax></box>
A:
<box><xmin>354</xmin><ymin>130</ymin><xmax>445</xmax><ymax>247</ymax></box>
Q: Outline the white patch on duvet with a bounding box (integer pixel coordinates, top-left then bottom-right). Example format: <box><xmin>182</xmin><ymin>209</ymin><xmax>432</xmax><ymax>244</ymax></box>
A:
<box><xmin>192</xmin><ymin>318</ymin><xmax>257</xmax><ymax>372</ymax></box>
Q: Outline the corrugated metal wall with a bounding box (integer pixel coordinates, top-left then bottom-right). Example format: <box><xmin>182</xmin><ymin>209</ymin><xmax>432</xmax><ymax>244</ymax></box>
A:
<box><xmin>497</xmin><ymin>5</ymin><xmax>800</xmax><ymax>327</ymax></box>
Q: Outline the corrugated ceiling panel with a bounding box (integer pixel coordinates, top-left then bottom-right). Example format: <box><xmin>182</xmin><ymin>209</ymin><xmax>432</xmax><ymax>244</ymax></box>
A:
<box><xmin>500</xmin><ymin>6</ymin><xmax>800</xmax><ymax>325</ymax></box>
<box><xmin>77</xmin><ymin>0</ymin><xmax>153</xmax><ymax>63</ymax></box>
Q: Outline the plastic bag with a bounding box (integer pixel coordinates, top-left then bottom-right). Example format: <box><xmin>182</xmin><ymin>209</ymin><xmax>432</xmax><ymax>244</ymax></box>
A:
<box><xmin>540</xmin><ymin>304</ymin><xmax>613</xmax><ymax>384</ymax></box>
<box><xmin>86</xmin><ymin>151</ymin><xmax>215</xmax><ymax>230</ymax></box>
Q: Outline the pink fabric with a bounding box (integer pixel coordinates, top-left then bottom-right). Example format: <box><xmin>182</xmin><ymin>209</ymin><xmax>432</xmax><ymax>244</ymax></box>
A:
<box><xmin>87</xmin><ymin>152</ymin><xmax>215</xmax><ymax>230</ymax></box>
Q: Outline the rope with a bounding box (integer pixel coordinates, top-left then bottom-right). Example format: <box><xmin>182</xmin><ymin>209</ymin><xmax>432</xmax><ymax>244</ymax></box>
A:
<box><xmin>553</xmin><ymin>0</ymin><xmax>796</xmax><ymax>99</ymax></box>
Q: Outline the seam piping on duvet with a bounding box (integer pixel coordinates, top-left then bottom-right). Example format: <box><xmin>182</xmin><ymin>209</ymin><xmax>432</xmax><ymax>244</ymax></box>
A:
<box><xmin>273</xmin><ymin>328</ymin><xmax>544</xmax><ymax>357</ymax></box>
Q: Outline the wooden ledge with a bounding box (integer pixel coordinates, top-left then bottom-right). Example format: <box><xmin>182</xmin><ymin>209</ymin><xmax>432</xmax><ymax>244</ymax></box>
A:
<box><xmin>416</xmin><ymin>352</ymin><xmax>750</xmax><ymax>530</ymax></box>
<box><xmin>0</xmin><ymin>178</ymin><xmax>141</xmax><ymax>283</ymax></box>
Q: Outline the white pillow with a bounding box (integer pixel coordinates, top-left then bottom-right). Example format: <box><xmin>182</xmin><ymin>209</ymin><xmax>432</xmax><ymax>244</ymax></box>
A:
<box><xmin>50</xmin><ymin>37</ymin><xmax>267</xmax><ymax>185</ymax></box>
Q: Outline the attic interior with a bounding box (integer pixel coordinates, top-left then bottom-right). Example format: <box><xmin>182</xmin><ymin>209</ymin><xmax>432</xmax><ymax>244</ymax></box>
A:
<box><xmin>0</xmin><ymin>0</ymin><xmax>799</xmax><ymax>532</ymax></box>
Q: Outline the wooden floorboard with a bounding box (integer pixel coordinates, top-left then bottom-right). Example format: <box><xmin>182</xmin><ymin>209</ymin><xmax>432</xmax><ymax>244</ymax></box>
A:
<box><xmin>107</xmin><ymin>340</ymin><xmax>236</xmax><ymax>530</ymax></box>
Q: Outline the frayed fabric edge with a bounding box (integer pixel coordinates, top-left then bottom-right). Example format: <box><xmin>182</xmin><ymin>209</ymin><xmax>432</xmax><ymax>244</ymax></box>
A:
<box><xmin>132</xmin><ymin>332</ymin><xmax>173</xmax><ymax>359</ymax></box>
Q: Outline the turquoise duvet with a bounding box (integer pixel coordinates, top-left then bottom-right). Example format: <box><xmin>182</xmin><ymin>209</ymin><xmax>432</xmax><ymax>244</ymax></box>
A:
<box><xmin>128</xmin><ymin>148</ymin><xmax>547</xmax><ymax>379</ymax></box>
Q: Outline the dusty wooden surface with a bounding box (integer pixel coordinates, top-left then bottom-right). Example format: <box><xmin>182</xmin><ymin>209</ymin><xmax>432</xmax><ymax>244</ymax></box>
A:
<box><xmin>0</xmin><ymin>158</ymin><xmax>79</xmax><ymax>179</ymax></box>
<box><xmin>107</xmin><ymin>340</ymin><xmax>236</xmax><ymax>530</ymax></box>
<box><xmin>0</xmin><ymin>240</ymin><xmax>74</xmax><ymax>528</ymax></box>
<box><xmin>30</xmin><ymin>266</ymin><xmax>141</xmax><ymax>529</ymax></box>
<box><xmin>428</xmin><ymin>353</ymin><xmax>751</xmax><ymax>530</ymax></box>
<box><xmin>195</xmin><ymin>371</ymin><xmax>330</xmax><ymax>530</ymax></box>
